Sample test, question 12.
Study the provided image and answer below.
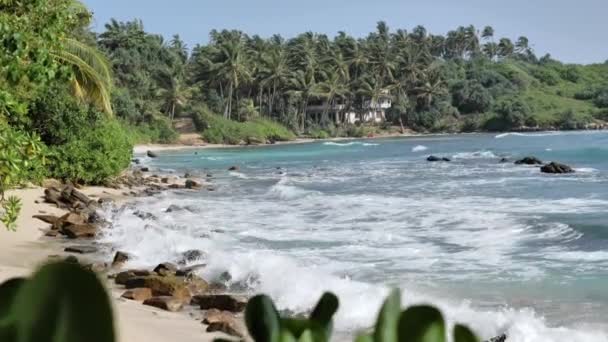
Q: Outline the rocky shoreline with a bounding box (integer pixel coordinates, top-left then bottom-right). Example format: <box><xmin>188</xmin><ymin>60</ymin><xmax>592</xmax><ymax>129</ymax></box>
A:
<box><xmin>31</xmin><ymin>164</ymin><xmax>246</xmax><ymax>339</ymax></box>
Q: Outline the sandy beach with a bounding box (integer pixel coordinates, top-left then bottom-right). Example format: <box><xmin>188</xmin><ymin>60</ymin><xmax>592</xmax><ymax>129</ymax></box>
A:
<box><xmin>0</xmin><ymin>185</ymin><xmax>221</xmax><ymax>342</ymax></box>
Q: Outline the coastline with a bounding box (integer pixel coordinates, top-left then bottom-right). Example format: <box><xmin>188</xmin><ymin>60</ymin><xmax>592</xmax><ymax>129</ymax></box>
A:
<box><xmin>0</xmin><ymin>184</ymin><xmax>221</xmax><ymax>342</ymax></box>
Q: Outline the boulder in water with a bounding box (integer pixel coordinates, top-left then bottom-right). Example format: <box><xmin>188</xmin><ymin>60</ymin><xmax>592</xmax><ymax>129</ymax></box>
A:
<box><xmin>540</xmin><ymin>162</ymin><xmax>575</xmax><ymax>174</ymax></box>
<box><xmin>514</xmin><ymin>156</ymin><xmax>543</xmax><ymax>165</ymax></box>
<box><xmin>427</xmin><ymin>155</ymin><xmax>451</xmax><ymax>162</ymax></box>
<box><xmin>228</xmin><ymin>166</ymin><xmax>239</xmax><ymax>171</ymax></box>
<box><xmin>499</xmin><ymin>157</ymin><xmax>509</xmax><ymax>163</ymax></box>
<box><xmin>485</xmin><ymin>334</ymin><xmax>507</xmax><ymax>342</ymax></box>
<box><xmin>146</xmin><ymin>150</ymin><xmax>158</xmax><ymax>158</ymax></box>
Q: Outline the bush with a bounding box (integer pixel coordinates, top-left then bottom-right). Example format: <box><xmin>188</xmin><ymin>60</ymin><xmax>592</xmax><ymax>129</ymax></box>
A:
<box><xmin>48</xmin><ymin>120</ymin><xmax>133</xmax><ymax>184</ymax></box>
<box><xmin>531</xmin><ymin>68</ymin><xmax>560</xmax><ymax>85</ymax></box>
<box><xmin>560</xmin><ymin>66</ymin><xmax>581</xmax><ymax>83</ymax></box>
<box><xmin>494</xmin><ymin>97</ymin><xmax>531</xmax><ymax>128</ymax></box>
<box><xmin>193</xmin><ymin>106</ymin><xmax>294</xmax><ymax>144</ymax></box>
<box><xmin>574</xmin><ymin>88</ymin><xmax>597</xmax><ymax>100</ymax></box>
<box><xmin>556</xmin><ymin>109</ymin><xmax>590</xmax><ymax>130</ymax></box>
<box><xmin>122</xmin><ymin>116</ymin><xmax>178</xmax><ymax>144</ymax></box>
<box><xmin>594</xmin><ymin>89</ymin><xmax>608</xmax><ymax>108</ymax></box>
<box><xmin>28</xmin><ymin>86</ymin><xmax>102</xmax><ymax>145</ymax></box>
<box><xmin>451</xmin><ymin>81</ymin><xmax>493</xmax><ymax>114</ymax></box>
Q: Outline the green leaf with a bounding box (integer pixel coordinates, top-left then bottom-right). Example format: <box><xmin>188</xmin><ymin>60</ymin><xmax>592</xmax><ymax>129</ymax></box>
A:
<box><xmin>453</xmin><ymin>324</ymin><xmax>480</xmax><ymax>342</ymax></box>
<box><xmin>279</xmin><ymin>329</ymin><xmax>297</xmax><ymax>342</ymax></box>
<box><xmin>11</xmin><ymin>262</ymin><xmax>115</xmax><ymax>342</ymax></box>
<box><xmin>354</xmin><ymin>333</ymin><xmax>374</xmax><ymax>342</ymax></box>
<box><xmin>398</xmin><ymin>305</ymin><xmax>445</xmax><ymax>342</ymax></box>
<box><xmin>245</xmin><ymin>295</ymin><xmax>281</xmax><ymax>342</ymax></box>
<box><xmin>309</xmin><ymin>292</ymin><xmax>339</xmax><ymax>336</ymax></box>
<box><xmin>281</xmin><ymin>319</ymin><xmax>328</xmax><ymax>342</ymax></box>
<box><xmin>0</xmin><ymin>278</ymin><xmax>25</xmax><ymax>322</ymax></box>
<box><xmin>298</xmin><ymin>329</ymin><xmax>315</xmax><ymax>342</ymax></box>
<box><xmin>374</xmin><ymin>289</ymin><xmax>401</xmax><ymax>342</ymax></box>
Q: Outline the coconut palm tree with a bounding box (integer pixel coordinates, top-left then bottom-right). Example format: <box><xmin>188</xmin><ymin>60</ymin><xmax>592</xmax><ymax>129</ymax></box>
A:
<box><xmin>288</xmin><ymin>69</ymin><xmax>317</xmax><ymax>130</ymax></box>
<box><xmin>314</xmin><ymin>69</ymin><xmax>349</xmax><ymax>124</ymax></box>
<box><xmin>52</xmin><ymin>38</ymin><xmax>113</xmax><ymax>115</ymax></box>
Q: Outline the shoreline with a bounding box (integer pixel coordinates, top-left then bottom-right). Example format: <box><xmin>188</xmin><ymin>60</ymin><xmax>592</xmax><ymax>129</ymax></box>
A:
<box><xmin>0</xmin><ymin>182</ymin><xmax>223</xmax><ymax>342</ymax></box>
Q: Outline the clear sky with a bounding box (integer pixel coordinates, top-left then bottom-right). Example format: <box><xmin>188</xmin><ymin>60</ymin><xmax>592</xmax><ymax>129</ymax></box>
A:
<box><xmin>83</xmin><ymin>0</ymin><xmax>607</xmax><ymax>64</ymax></box>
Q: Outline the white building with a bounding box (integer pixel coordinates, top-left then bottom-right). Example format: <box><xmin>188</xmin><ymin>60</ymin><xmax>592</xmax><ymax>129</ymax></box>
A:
<box><xmin>307</xmin><ymin>95</ymin><xmax>392</xmax><ymax>124</ymax></box>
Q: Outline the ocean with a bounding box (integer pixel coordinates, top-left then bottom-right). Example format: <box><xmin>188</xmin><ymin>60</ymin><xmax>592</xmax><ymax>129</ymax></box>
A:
<box><xmin>101</xmin><ymin>131</ymin><xmax>608</xmax><ymax>341</ymax></box>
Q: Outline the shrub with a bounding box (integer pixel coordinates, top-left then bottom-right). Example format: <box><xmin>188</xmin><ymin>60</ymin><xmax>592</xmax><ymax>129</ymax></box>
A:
<box><xmin>594</xmin><ymin>89</ymin><xmax>608</xmax><ymax>108</ymax></box>
<box><xmin>451</xmin><ymin>81</ymin><xmax>493</xmax><ymax>114</ymax></box>
<box><xmin>574</xmin><ymin>88</ymin><xmax>597</xmax><ymax>100</ymax></box>
<box><xmin>48</xmin><ymin>120</ymin><xmax>133</xmax><ymax>184</ymax></box>
<box><xmin>493</xmin><ymin>97</ymin><xmax>531</xmax><ymax>128</ymax></box>
<box><xmin>531</xmin><ymin>68</ymin><xmax>560</xmax><ymax>85</ymax></box>
<box><xmin>28</xmin><ymin>86</ymin><xmax>102</xmax><ymax>145</ymax></box>
<box><xmin>556</xmin><ymin>109</ymin><xmax>590</xmax><ymax>130</ymax></box>
<box><xmin>560</xmin><ymin>66</ymin><xmax>581</xmax><ymax>83</ymax></box>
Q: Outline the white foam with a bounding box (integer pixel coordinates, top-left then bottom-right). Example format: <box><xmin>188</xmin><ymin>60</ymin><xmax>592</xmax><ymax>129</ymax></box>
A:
<box><xmin>453</xmin><ymin>151</ymin><xmax>499</xmax><ymax>159</ymax></box>
<box><xmin>575</xmin><ymin>167</ymin><xmax>599</xmax><ymax>173</ymax></box>
<box><xmin>495</xmin><ymin>132</ymin><xmax>562</xmax><ymax>139</ymax></box>
<box><xmin>412</xmin><ymin>145</ymin><xmax>428</xmax><ymax>152</ymax></box>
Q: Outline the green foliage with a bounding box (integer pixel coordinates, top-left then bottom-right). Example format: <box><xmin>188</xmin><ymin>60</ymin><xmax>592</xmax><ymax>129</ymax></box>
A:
<box><xmin>531</xmin><ymin>68</ymin><xmax>560</xmax><ymax>86</ymax></box>
<box><xmin>193</xmin><ymin>107</ymin><xmax>294</xmax><ymax>144</ymax></box>
<box><xmin>0</xmin><ymin>124</ymin><xmax>46</xmax><ymax>192</ymax></box>
<box><xmin>1</xmin><ymin>196</ymin><xmax>21</xmax><ymax>231</ymax></box>
<box><xmin>0</xmin><ymin>262</ymin><xmax>115</xmax><ymax>342</ymax></box>
<box><xmin>48</xmin><ymin>120</ymin><xmax>133</xmax><ymax>184</ymax></box>
<box><xmin>594</xmin><ymin>88</ymin><xmax>608</xmax><ymax>108</ymax></box>
<box><xmin>244</xmin><ymin>289</ymin><xmax>481</xmax><ymax>342</ymax></box>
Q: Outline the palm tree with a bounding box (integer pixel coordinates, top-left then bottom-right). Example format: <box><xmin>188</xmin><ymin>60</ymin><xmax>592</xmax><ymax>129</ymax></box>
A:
<box><xmin>413</xmin><ymin>66</ymin><xmax>446</xmax><ymax>109</ymax></box>
<box><xmin>288</xmin><ymin>69</ymin><xmax>317</xmax><ymax>130</ymax></box>
<box><xmin>52</xmin><ymin>38</ymin><xmax>113</xmax><ymax>115</ymax></box>
<box><xmin>259</xmin><ymin>47</ymin><xmax>289</xmax><ymax>117</ymax></box>
<box><xmin>156</xmin><ymin>66</ymin><xmax>190</xmax><ymax>122</ymax></box>
<box><xmin>498</xmin><ymin>38</ymin><xmax>515</xmax><ymax>58</ymax></box>
<box><xmin>357</xmin><ymin>76</ymin><xmax>393</xmax><ymax>124</ymax></box>
<box><xmin>314</xmin><ymin>69</ymin><xmax>349</xmax><ymax>124</ymax></box>
<box><xmin>515</xmin><ymin>36</ymin><xmax>530</xmax><ymax>54</ymax></box>
<box><xmin>481</xmin><ymin>26</ymin><xmax>494</xmax><ymax>41</ymax></box>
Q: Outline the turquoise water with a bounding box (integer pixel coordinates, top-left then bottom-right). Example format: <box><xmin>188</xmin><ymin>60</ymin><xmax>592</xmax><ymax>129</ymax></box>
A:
<box><xmin>103</xmin><ymin>131</ymin><xmax>608</xmax><ymax>341</ymax></box>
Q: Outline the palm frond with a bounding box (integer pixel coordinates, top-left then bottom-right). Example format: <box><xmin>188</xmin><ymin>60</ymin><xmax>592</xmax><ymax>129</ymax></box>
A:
<box><xmin>51</xmin><ymin>38</ymin><xmax>113</xmax><ymax>115</ymax></box>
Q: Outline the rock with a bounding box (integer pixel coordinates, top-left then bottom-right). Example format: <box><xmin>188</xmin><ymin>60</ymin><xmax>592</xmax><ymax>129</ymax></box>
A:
<box><xmin>486</xmin><ymin>334</ymin><xmax>507</xmax><ymax>342</ymax></box>
<box><xmin>179</xmin><ymin>250</ymin><xmax>206</xmax><ymax>265</ymax></box>
<box><xmin>207</xmin><ymin>282</ymin><xmax>229</xmax><ymax>294</ymax></box>
<box><xmin>161</xmin><ymin>177</ymin><xmax>169</xmax><ymax>184</ymax></box>
<box><xmin>184</xmin><ymin>274</ymin><xmax>210</xmax><ymax>295</ymax></box>
<box><xmin>132</xmin><ymin>158</ymin><xmax>141</xmax><ymax>164</ymax></box>
<box><xmin>61</xmin><ymin>223</ymin><xmax>97</xmax><ymax>239</ymax></box>
<box><xmin>193</xmin><ymin>294</ymin><xmax>247</xmax><ymax>312</ymax></box>
<box><xmin>32</xmin><ymin>215</ymin><xmax>60</xmax><ymax>225</ymax></box>
<box><xmin>499</xmin><ymin>157</ymin><xmax>509</xmax><ymax>163</ymax></box>
<box><xmin>44</xmin><ymin>230</ymin><xmax>59</xmax><ymax>237</ymax></box>
<box><xmin>112</xmin><ymin>251</ymin><xmax>131</xmax><ymax>267</ymax></box>
<box><xmin>168</xmin><ymin>184</ymin><xmax>183</xmax><ymax>189</ymax></box>
<box><xmin>114</xmin><ymin>270</ymin><xmax>152</xmax><ymax>285</ymax></box>
<box><xmin>203</xmin><ymin>309</ymin><xmax>243</xmax><ymax>338</ymax></box>
<box><xmin>147</xmin><ymin>150</ymin><xmax>158</xmax><ymax>158</ymax></box>
<box><xmin>124</xmin><ymin>275</ymin><xmax>190</xmax><ymax>300</ymax></box>
<box><xmin>140</xmin><ymin>167</ymin><xmax>150</xmax><ymax>172</ymax></box>
<box><xmin>185</xmin><ymin>179</ymin><xmax>201</xmax><ymax>189</ymax></box>
<box><xmin>176</xmin><ymin>264</ymin><xmax>207</xmax><ymax>277</ymax></box>
<box><xmin>143</xmin><ymin>296</ymin><xmax>183</xmax><ymax>312</ymax></box>
<box><xmin>153</xmin><ymin>263</ymin><xmax>178</xmax><ymax>276</ymax></box>
<box><xmin>121</xmin><ymin>288</ymin><xmax>153</xmax><ymax>302</ymax></box>
<box><xmin>427</xmin><ymin>155</ymin><xmax>451</xmax><ymax>162</ymax></box>
<box><xmin>228</xmin><ymin>166</ymin><xmax>239</xmax><ymax>171</ymax></box>
<box><xmin>133</xmin><ymin>210</ymin><xmax>157</xmax><ymax>221</ymax></box>
<box><xmin>541</xmin><ymin>162</ymin><xmax>575</xmax><ymax>174</ymax></box>
<box><xmin>64</xmin><ymin>245</ymin><xmax>98</xmax><ymax>254</ymax></box>
<box><xmin>184</xmin><ymin>172</ymin><xmax>192</xmax><ymax>178</ymax></box>
<box><xmin>514</xmin><ymin>156</ymin><xmax>543</xmax><ymax>165</ymax></box>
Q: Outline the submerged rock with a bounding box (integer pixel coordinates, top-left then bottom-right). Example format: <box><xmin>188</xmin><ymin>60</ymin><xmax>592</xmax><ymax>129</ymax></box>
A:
<box><xmin>146</xmin><ymin>150</ymin><xmax>158</xmax><ymax>158</ymax></box>
<box><xmin>541</xmin><ymin>162</ymin><xmax>575</xmax><ymax>174</ymax></box>
<box><xmin>514</xmin><ymin>156</ymin><xmax>543</xmax><ymax>165</ymax></box>
<box><xmin>228</xmin><ymin>166</ymin><xmax>239</xmax><ymax>171</ymax></box>
<box><xmin>499</xmin><ymin>157</ymin><xmax>509</xmax><ymax>163</ymax></box>
<box><xmin>427</xmin><ymin>155</ymin><xmax>451</xmax><ymax>162</ymax></box>
<box><xmin>185</xmin><ymin>179</ymin><xmax>201</xmax><ymax>189</ymax></box>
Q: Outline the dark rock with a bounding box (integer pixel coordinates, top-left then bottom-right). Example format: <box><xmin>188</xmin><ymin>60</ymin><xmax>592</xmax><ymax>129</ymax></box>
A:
<box><xmin>541</xmin><ymin>162</ymin><xmax>575</xmax><ymax>174</ymax></box>
<box><xmin>140</xmin><ymin>167</ymin><xmax>150</xmax><ymax>172</ymax></box>
<box><xmin>228</xmin><ymin>166</ymin><xmax>239</xmax><ymax>171</ymax></box>
<box><xmin>153</xmin><ymin>263</ymin><xmax>178</xmax><ymax>276</ymax></box>
<box><xmin>485</xmin><ymin>334</ymin><xmax>507</xmax><ymax>342</ymax></box>
<box><xmin>112</xmin><ymin>251</ymin><xmax>131</xmax><ymax>267</ymax></box>
<box><xmin>176</xmin><ymin>264</ymin><xmax>207</xmax><ymax>277</ymax></box>
<box><xmin>143</xmin><ymin>296</ymin><xmax>183</xmax><ymax>312</ymax></box>
<box><xmin>64</xmin><ymin>245</ymin><xmax>98</xmax><ymax>254</ymax></box>
<box><xmin>514</xmin><ymin>156</ymin><xmax>543</xmax><ymax>165</ymax></box>
<box><xmin>184</xmin><ymin>179</ymin><xmax>201</xmax><ymax>189</ymax></box>
<box><xmin>193</xmin><ymin>294</ymin><xmax>247</xmax><ymax>312</ymax></box>
<box><xmin>161</xmin><ymin>177</ymin><xmax>169</xmax><ymax>184</ymax></box>
<box><xmin>184</xmin><ymin>274</ymin><xmax>210</xmax><ymax>295</ymax></box>
<box><xmin>133</xmin><ymin>210</ymin><xmax>157</xmax><ymax>221</ymax></box>
<box><xmin>203</xmin><ymin>309</ymin><xmax>243</xmax><ymax>338</ymax></box>
<box><xmin>179</xmin><ymin>250</ymin><xmax>206</xmax><ymax>264</ymax></box>
<box><xmin>499</xmin><ymin>158</ymin><xmax>509</xmax><ymax>163</ymax></box>
<box><xmin>132</xmin><ymin>158</ymin><xmax>141</xmax><ymax>164</ymax></box>
<box><xmin>184</xmin><ymin>172</ymin><xmax>192</xmax><ymax>178</ymax></box>
<box><xmin>121</xmin><ymin>288</ymin><xmax>153</xmax><ymax>302</ymax></box>
<box><xmin>124</xmin><ymin>275</ymin><xmax>190</xmax><ymax>300</ymax></box>
<box><xmin>147</xmin><ymin>150</ymin><xmax>158</xmax><ymax>158</ymax></box>
<box><xmin>114</xmin><ymin>270</ymin><xmax>152</xmax><ymax>285</ymax></box>
<box><xmin>427</xmin><ymin>155</ymin><xmax>451</xmax><ymax>162</ymax></box>
<box><xmin>168</xmin><ymin>184</ymin><xmax>183</xmax><ymax>189</ymax></box>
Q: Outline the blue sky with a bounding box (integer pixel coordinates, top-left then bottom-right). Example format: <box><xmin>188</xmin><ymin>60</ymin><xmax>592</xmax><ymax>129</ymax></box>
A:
<box><xmin>84</xmin><ymin>0</ymin><xmax>607</xmax><ymax>64</ymax></box>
